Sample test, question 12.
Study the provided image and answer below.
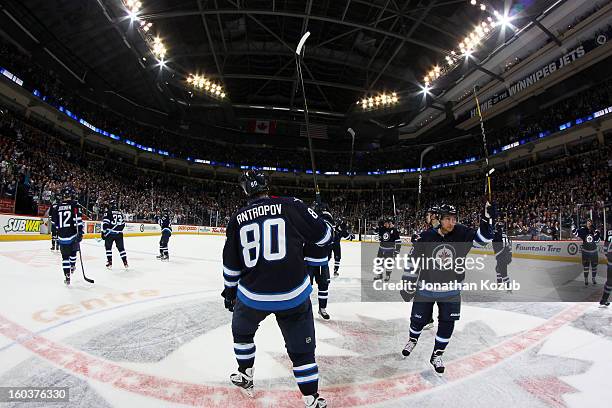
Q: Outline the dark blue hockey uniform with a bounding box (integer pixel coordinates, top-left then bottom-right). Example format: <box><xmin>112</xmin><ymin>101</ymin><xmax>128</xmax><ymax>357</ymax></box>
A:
<box><xmin>102</xmin><ymin>208</ymin><xmax>127</xmax><ymax>266</ymax></box>
<box><xmin>573</xmin><ymin>225</ymin><xmax>601</xmax><ymax>283</ymax></box>
<box><xmin>51</xmin><ymin>199</ymin><xmax>83</xmax><ymax>282</ymax></box>
<box><xmin>600</xmin><ymin>231</ymin><xmax>611</xmax><ymax>306</ymax></box>
<box><xmin>222</xmin><ymin>196</ymin><xmax>333</xmax><ymax>399</ymax></box>
<box><xmin>158</xmin><ymin>213</ymin><xmax>172</xmax><ymax>259</ymax></box>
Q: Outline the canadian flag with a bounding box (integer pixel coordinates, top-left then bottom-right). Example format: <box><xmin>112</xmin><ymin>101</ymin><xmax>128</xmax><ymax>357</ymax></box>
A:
<box><xmin>247</xmin><ymin>120</ymin><xmax>277</xmax><ymax>134</ymax></box>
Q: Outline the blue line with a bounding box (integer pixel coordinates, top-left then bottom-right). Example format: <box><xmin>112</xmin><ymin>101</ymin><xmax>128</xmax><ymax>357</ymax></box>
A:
<box><xmin>0</xmin><ymin>289</ymin><xmax>218</xmax><ymax>353</ymax></box>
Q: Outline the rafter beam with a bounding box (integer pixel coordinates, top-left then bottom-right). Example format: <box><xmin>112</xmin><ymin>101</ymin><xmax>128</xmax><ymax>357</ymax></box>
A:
<box><xmin>142</xmin><ymin>9</ymin><xmax>450</xmax><ymax>55</ymax></box>
<box><xmin>532</xmin><ymin>18</ymin><xmax>562</xmax><ymax>46</ymax></box>
<box><xmin>208</xmin><ymin>73</ymin><xmax>368</xmax><ymax>92</ymax></box>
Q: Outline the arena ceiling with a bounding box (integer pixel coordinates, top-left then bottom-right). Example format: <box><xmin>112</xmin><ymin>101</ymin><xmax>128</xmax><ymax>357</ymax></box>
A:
<box><xmin>2</xmin><ymin>0</ymin><xmax>558</xmax><ymax>136</ymax></box>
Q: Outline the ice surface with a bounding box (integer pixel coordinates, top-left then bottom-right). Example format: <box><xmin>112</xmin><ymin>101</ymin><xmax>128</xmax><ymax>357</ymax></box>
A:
<box><xmin>0</xmin><ymin>235</ymin><xmax>609</xmax><ymax>407</ymax></box>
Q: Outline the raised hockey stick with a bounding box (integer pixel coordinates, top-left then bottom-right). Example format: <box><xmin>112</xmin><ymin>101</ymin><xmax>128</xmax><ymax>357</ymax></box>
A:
<box><xmin>295</xmin><ymin>31</ymin><xmax>321</xmax><ymax>203</ymax></box>
<box><xmin>473</xmin><ymin>86</ymin><xmax>493</xmax><ymax>202</ymax></box>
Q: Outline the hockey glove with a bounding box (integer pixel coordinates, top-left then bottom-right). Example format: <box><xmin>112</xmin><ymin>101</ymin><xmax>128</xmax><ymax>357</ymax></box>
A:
<box><xmin>483</xmin><ymin>201</ymin><xmax>495</xmax><ymax>224</ymax></box>
<box><xmin>221</xmin><ymin>287</ymin><xmax>237</xmax><ymax>312</ymax></box>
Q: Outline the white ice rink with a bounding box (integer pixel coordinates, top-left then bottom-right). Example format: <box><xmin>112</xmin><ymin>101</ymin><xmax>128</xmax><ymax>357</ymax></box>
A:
<box><xmin>0</xmin><ymin>235</ymin><xmax>610</xmax><ymax>407</ymax></box>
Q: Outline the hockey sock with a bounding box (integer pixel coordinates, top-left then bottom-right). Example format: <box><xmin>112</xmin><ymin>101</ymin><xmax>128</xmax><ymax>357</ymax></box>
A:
<box><xmin>62</xmin><ymin>258</ymin><xmax>71</xmax><ymax>277</ymax></box>
<box><xmin>591</xmin><ymin>267</ymin><xmax>597</xmax><ymax>280</ymax></box>
<box><xmin>434</xmin><ymin>320</ymin><xmax>455</xmax><ymax>352</ymax></box>
<box><xmin>120</xmin><ymin>250</ymin><xmax>127</xmax><ymax>263</ymax></box>
<box><xmin>69</xmin><ymin>255</ymin><xmax>77</xmax><ymax>270</ymax></box>
<box><xmin>318</xmin><ymin>289</ymin><xmax>328</xmax><ymax>309</ymax></box>
<box><xmin>105</xmin><ymin>250</ymin><xmax>112</xmax><ymax>263</ymax></box>
<box><xmin>408</xmin><ymin>321</ymin><xmax>426</xmax><ymax>341</ymax></box>
<box><xmin>290</xmin><ymin>352</ymin><xmax>318</xmax><ymax>396</ymax></box>
<box><xmin>583</xmin><ymin>266</ymin><xmax>589</xmax><ymax>281</ymax></box>
<box><xmin>602</xmin><ymin>282</ymin><xmax>611</xmax><ymax>303</ymax></box>
<box><xmin>233</xmin><ymin>341</ymin><xmax>256</xmax><ymax>371</ymax></box>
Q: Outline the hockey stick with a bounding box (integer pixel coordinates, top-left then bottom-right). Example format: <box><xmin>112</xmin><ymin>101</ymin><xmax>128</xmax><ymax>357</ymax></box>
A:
<box><xmin>295</xmin><ymin>31</ymin><xmax>321</xmax><ymax>203</ymax></box>
<box><xmin>473</xmin><ymin>86</ymin><xmax>493</xmax><ymax>202</ymax></box>
<box><xmin>78</xmin><ymin>244</ymin><xmax>94</xmax><ymax>283</ymax></box>
<box><xmin>392</xmin><ymin>194</ymin><xmax>397</xmax><ymax>223</ymax></box>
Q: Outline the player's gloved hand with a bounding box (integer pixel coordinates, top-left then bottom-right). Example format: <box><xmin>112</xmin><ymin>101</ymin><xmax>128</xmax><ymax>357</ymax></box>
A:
<box><xmin>100</xmin><ymin>232</ymin><xmax>105</xmax><ymax>240</ymax></box>
<box><xmin>221</xmin><ymin>287</ymin><xmax>237</xmax><ymax>312</ymax></box>
<box><xmin>483</xmin><ymin>201</ymin><xmax>495</xmax><ymax>224</ymax></box>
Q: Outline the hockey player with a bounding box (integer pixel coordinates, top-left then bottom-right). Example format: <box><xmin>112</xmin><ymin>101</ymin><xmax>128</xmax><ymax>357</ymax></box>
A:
<box><xmin>51</xmin><ymin>186</ymin><xmax>83</xmax><ymax>285</ymax></box>
<box><xmin>330</xmin><ymin>217</ymin><xmax>350</xmax><ymax>277</ymax></box>
<box><xmin>157</xmin><ymin>208</ymin><xmax>172</xmax><ymax>260</ymax></box>
<box><xmin>102</xmin><ymin>200</ymin><xmax>128</xmax><ymax>269</ymax></box>
<box><xmin>492</xmin><ymin>219</ymin><xmax>512</xmax><ymax>286</ymax></box>
<box><xmin>600</xmin><ymin>230</ymin><xmax>611</xmax><ymax>306</ymax></box>
<box><xmin>573</xmin><ymin>219</ymin><xmax>601</xmax><ymax>285</ymax></box>
<box><xmin>374</xmin><ymin>218</ymin><xmax>401</xmax><ymax>281</ymax></box>
<box><xmin>49</xmin><ymin>198</ymin><xmax>59</xmax><ymax>251</ymax></box>
<box><xmin>401</xmin><ymin>203</ymin><xmax>493</xmax><ymax>375</ymax></box>
<box><xmin>305</xmin><ymin>202</ymin><xmax>334</xmax><ymax>319</ymax></box>
<box><xmin>403</xmin><ymin>205</ymin><xmax>440</xmax><ymax>329</ymax></box>
<box><xmin>222</xmin><ymin>170</ymin><xmax>333</xmax><ymax>408</ymax></box>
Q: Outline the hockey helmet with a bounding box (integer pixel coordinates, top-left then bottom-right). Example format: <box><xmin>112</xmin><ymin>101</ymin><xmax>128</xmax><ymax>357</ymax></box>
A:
<box><xmin>240</xmin><ymin>170</ymin><xmax>269</xmax><ymax>197</ymax></box>
<box><xmin>61</xmin><ymin>186</ymin><xmax>75</xmax><ymax>200</ymax></box>
<box><xmin>438</xmin><ymin>204</ymin><xmax>457</xmax><ymax>218</ymax></box>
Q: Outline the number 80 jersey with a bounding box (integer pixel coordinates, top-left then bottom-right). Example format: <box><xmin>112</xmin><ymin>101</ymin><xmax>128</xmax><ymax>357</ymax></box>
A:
<box><xmin>222</xmin><ymin>196</ymin><xmax>334</xmax><ymax>311</ymax></box>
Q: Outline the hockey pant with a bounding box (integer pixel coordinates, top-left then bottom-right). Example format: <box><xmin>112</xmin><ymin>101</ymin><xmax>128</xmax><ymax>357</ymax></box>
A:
<box><xmin>60</xmin><ymin>242</ymin><xmax>78</xmax><ymax>278</ymax></box>
<box><xmin>409</xmin><ymin>293</ymin><xmax>461</xmax><ymax>353</ymax></box>
<box><xmin>105</xmin><ymin>234</ymin><xmax>127</xmax><ymax>264</ymax></box>
<box><xmin>307</xmin><ymin>264</ymin><xmax>330</xmax><ymax>309</ymax></box>
<box><xmin>159</xmin><ymin>230</ymin><xmax>171</xmax><ymax>256</ymax></box>
<box><xmin>581</xmin><ymin>250</ymin><xmax>598</xmax><ymax>280</ymax></box>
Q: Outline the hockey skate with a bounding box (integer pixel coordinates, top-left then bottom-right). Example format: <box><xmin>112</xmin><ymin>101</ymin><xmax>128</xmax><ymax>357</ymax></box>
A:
<box><xmin>592</xmin><ymin>277</ymin><xmax>597</xmax><ymax>285</ymax></box>
<box><xmin>600</xmin><ymin>300</ymin><xmax>610</xmax><ymax>307</ymax></box>
<box><xmin>123</xmin><ymin>261</ymin><xmax>129</xmax><ymax>270</ymax></box>
<box><xmin>430</xmin><ymin>350</ymin><xmax>445</xmax><ymax>375</ymax></box>
<box><xmin>401</xmin><ymin>338</ymin><xmax>418</xmax><ymax>357</ymax></box>
<box><xmin>304</xmin><ymin>393</ymin><xmax>327</xmax><ymax>408</ymax></box>
<box><xmin>156</xmin><ymin>254</ymin><xmax>169</xmax><ymax>261</ymax></box>
<box><xmin>106</xmin><ymin>261</ymin><xmax>112</xmax><ymax>270</ymax></box>
<box><xmin>64</xmin><ymin>274</ymin><xmax>70</xmax><ymax>286</ymax></box>
<box><xmin>384</xmin><ymin>272</ymin><xmax>391</xmax><ymax>282</ymax></box>
<box><xmin>318</xmin><ymin>308</ymin><xmax>330</xmax><ymax>320</ymax></box>
<box><xmin>230</xmin><ymin>367</ymin><xmax>254</xmax><ymax>397</ymax></box>
<box><xmin>333</xmin><ymin>270</ymin><xmax>339</xmax><ymax>278</ymax></box>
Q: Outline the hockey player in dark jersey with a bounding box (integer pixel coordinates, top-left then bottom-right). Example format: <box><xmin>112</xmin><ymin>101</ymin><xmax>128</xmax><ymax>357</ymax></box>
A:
<box><xmin>51</xmin><ymin>186</ymin><xmax>83</xmax><ymax>285</ymax></box>
<box><xmin>572</xmin><ymin>219</ymin><xmax>601</xmax><ymax>285</ymax></box>
<box><xmin>102</xmin><ymin>200</ymin><xmax>128</xmax><ymax>269</ymax></box>
<box><xmin>492</xmin><ymin>219</ymin><xmax>512</xmax><ymax>287</ymax></box>
<box><xmin>329</xmin><ymin>217</ymin><xmax>350</xmax><ymax>277</ymax></box>
<box><xmin>401</xmin><ymin>203</ymin><xmax>493</xmax><ymax>375</ymax></box>
<box><xmin>49</xmin><ymin>199</ymin><xmax>59</xmax><ymax>251</ymax></box>
<box><xmin>403</xmin><ymin>205</ymin><xmax>440</xmax><ymax>329</ymax></box>
<box><xmin>374</xmin><ymin>218</ymin><xmax>402</xmax><ymax>281</ymax></box>
<box><xmin>157</xmin><ymin>208</ymin><xmax>172</xmax><ymax>261</ymax></box>
<box><xmin>305</xmin><ymin>202</ymin><xmax>334</xmax><ymax>319</ymax></box>
<box><xmin>222</xmin><ymin>170</ymin><xmax>332</xmax><ymax>408</ymax></box>
<box><xmin>599</xmin><ymin>230</ymin><xmax>611</xmax><ymax>306</ymax></box>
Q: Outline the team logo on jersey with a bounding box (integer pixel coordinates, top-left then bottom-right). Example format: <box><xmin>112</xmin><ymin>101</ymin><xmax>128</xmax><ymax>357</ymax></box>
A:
<box><xmin>586</xmin><ymin>236</ymin><xmax>593</xmax><ymax>243</ymax></box>
<box><xmin>383</xmin><ymin>232</ymin><xmax>390</xmax><ymax>241</ymax></box>
<box><xmin>432</xmin><ymin>243</ymin><xmax>456</xmax><ymax>270</ymax></box>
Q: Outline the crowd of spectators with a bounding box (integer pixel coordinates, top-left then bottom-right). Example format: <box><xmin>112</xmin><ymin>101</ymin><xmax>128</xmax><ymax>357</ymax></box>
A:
<box><xmin>1</xmin><ymin>106</ymin><xmax>610</xmax><ymax>240</ymax></box>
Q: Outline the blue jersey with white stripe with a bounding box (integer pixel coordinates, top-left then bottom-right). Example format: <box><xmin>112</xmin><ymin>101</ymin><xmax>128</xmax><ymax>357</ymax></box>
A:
<box><xmin>222</xmin><ymin>196</ymin><xmax>333</xmax><ymax>311</ymax></box>
<box><xmin>51</xmin><ymin>200</ymin><xmax>83</xmax><ymax>245</ymax></box>
<box><xmin>102</xmin><ymin>209</ymin><xmax>125</xmax><ymax>236</ymax></box>
<box><xmin>159</xmin><ymin>214</ymin><xmax>172</xmax><ymax>233</ymax></box>
<box><xmin>407</xmin><ymin>219</ymin><xmax>493</xmax><ymax>298</ymax></box>
<box><xmin>304</xmin><ymin>241</ymin><xmax>331</xmax><ymax>266</ymax></box>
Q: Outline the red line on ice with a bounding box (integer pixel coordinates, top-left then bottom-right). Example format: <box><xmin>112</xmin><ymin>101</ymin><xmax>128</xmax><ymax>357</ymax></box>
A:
<box><xmin>0</xmin><ymin>303</ymin><xmax>589</xmax><ymax>407</ymax></box>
